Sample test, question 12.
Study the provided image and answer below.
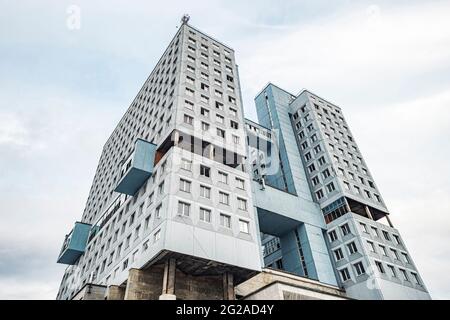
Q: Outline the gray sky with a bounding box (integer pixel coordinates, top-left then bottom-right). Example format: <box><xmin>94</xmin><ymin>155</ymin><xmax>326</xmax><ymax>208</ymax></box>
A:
<box><xmin>0</xmin><ymin>0</ymin><xmax>449</xmax><ymax>299</ymax></box>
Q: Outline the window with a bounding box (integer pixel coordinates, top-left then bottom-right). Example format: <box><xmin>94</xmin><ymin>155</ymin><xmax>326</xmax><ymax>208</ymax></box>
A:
<box><xmin>179</xmin><ymin>179</ymin><xmax>191</xmax><ymax>193</ymax></box>
<box><xmin>216</xmin><ymin>114</ymin><xmax>225</xmax><ymax>124</ymax></box>
<box><xmin>399</xmin><ymin>268</ymin><xmax>409</xmax><ymax>281</ymax></box>
<box><xmin>326</xmin><ymin>182</ymin><xmax>335</xmax><ymax>193</ymax></box>
<box><xmin>200</xmin><ymin>165</ymin><xmax>210</xmax><ymax>177</ymax></box>
<box><xmin>412</xmin><ymin>272</ymin><xmax>421</xmax><ymax>285</ymax></box>
<box><xmin>232</xmin><ymin>134</ymin><xmax>240</xmax><ymax>144</ymax></box>
<box><xmin>155</xmin><ymin>204</ymin><xmax>161</xmax><ymax>218</ymax></box>
<box><xmin>181</xmin><ymin>158</ymin><xmax>192</xmax><ymax>171</ymax></box>
<box><xmin>341</xmin><ymin>223</ymin><xmax>351</xmax><ymax>236</ymax></box>
<box><xmin>199</xmin><ymin>208</ymin><xmax>211</xmax><ymax>223</ymax></box>
<box><xmin>367</xmin><ymin>241</ymin><xmax>376</xmax><ymax>252</ymax></box>
<box><xmin>154</xmin><ymin>229</ymin><xmax>161</xmax><ymax>243</ymax></box>
<box><xmin>359</xmin><ymin>222</ymin><xmax>368</xmax><ymax>233</ymax></box>
<box><xmin>200</xmin><ymin>185</ymin><xmax>211</xmax><ymax>198</ymax></box>
<box><xmin>312</xmin><ymin>176</ymin><xmax>320</xmax><ymax>186</ymax></box>
<box><xmin>230</xmin><ymin>120</ymin><xmax>239</xmax><ymax>129</ymax></box>
<box><xmin>177</xmin><ymin>201</ymin><xmax>190</xmax><ymax>216</ymax></box>
<box><xmin>201</xmin><ymin>121</ymin><xmax>210</xmax><ymax>131</ymax></box>
<box><xmin>318</xmin><ymin>156</ymin><xmax>326</xmax><ymax>166</ymax></box>
<box><xmin>334</xmin><ymin>248</ymin><xmax>344</xmax><ymax>261</ymax></box>
<box><xmin>220</xmin><ymin>214</ymin><xmax>231</xmax><ymax>228</ymax></box>
<box><xmin>387</xmin><ymin>265</ymin><xmax>397</xmax><ymax>277</ymax></box>
<box><xmin>322</xmin><ymin>169</ymin><xmax>330</xmax><ymax>179</ymax></box>
<box><xmin>215</xmin><ymin>101</ymin><xmax>224</xmax><ymax>110</ymax></box>
<box><xmin>371</xmin><ymin>227</ymin><xmax>379</xmax><ymax>237</ymax></box>
<box><xmin>219</xmin><ymin>192</ymin><xmax>229</xmax><ymax>205</ymax></box>
<box><xmin>184</xmin><ymin>114</ymin><xmax>193</xmax><ymax>125</ymax></box>
<box><xmin>328</xmin><ymin>230</ymin><xmax>338</xmax><ymax>242</ymax></box>
<box><xmin>379</xmin><ymin>245</ymin><xmax>387</xmax><ymax>256</ymax></box>
<box><xmin>185</xmin><ymin>88</ymin><xmax>194</xmax><ymax>98</ymax></box>
<box><xmin>353</xmin><ymin>262</ymin><xmax>366</xmax><ymax>276</ymax></box>
<box><xmin>347</xmin><ymin>242</ymin><xmax>358</xmax><ymax>255</ymax></box>
<box><xmin>340</xmin><ymin>268</ymin><xmax>351</xmax><ymax>282</ymax></box>
<box><xmin>239</xmin><ymin>220</ymin><xmax>249</xmax><ymax>233</ymax></box>
<box><xmin>238</xmin><ymin>198</ymin><xmax>247</xmax><ymax>211</ymax></box>
<box><xmin>158</xmin><ymin>182</ymin><xmax>164</xmax><ymax>195</ymax></box>
<box><xmin>393</xmin><ymin>234</ymin><xmax>401</xmax><ymax>245</ymax></box>
<box><xmin>375</xmin><ymin>261</ymin><xmax>385</xmax><ymax>274</ymax></box>
<box><xmin>200</xmin><ymin>107</ymin><xmax>209</xmax><ymax>117</ymax></box>
<box><xmin>217</xmin><ymin>128</ymin><xmax>225</xmax><ymax>138</ymax></box>
<box><xmin>236</xmin><ymin>178</ymin><xmax>245</xmax><ymax>190</ymax></box>
<box><xmin>382</xmin><ymin>230</ymin><xmax>391</xmax><ymax>241</ymax></box>
<box><xmin>305</xmin><ymin>152</ymin><xmax>312</xmax><ymax>161</ymax></box>
<box><xmin>230</xmin><ymin>108</ymin><xmax>237</xmax><ymax>117</ymax></box>
<box><xmin>402</xmin><ymin>252</ymin><xmax>411</xmax><ymax>264</ymax></box>
<box><xmin>315</xmin><ymin>189</ymin><xmax>324</xmax><ymax>200</ymax></box>
<box><xmin>344</xmin><ymin>181</ymin><xmax>350</xmax><ymax>190</ymax></box>
<box><xmin>200</xmin><ymin>82</ymin><xmax>209</xmax><ymax>91</ymax></box>
<box><xmin>218</xmin><ymin>171</ymin><xmax>228</xmax><ymax>184</ymax></box>
<box><xmin>308</xmin><ymin>163</ymin><xmax>316</xmax><ymax>173</ymax></box>
<box><xmin>390</xmin><ymin>248</ymin><xmax>399</xmax><ymax>260</ymax></box>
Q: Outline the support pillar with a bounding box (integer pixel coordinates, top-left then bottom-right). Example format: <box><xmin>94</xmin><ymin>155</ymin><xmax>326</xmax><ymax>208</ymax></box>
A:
<box><xmin>124</xmin><ymin>267</ymin><xmax>164</xmax><ymax>300</ymax></box>
<box><xmin>385</xmin><ymin>214</ymin><xmax>394</xmax><ymax>228</ymax></box>
<box><xmin>365</xmin><ymin>205</ymin><xmax>374</xmax><ymax>220</ymax></box>
<box><xmin>222</xmin><ymin>272</ymin><xmax>234</xmax><ymax>300</ymax></box>
<box><xmin>106</xmin><ymin>285</ymin><xmax>125</xmax><ymax>300</ymax></box>
<box><xmin>160</xmin><ymin>258</ymin><xmax>176</xmax><ymax>300</ymax></box>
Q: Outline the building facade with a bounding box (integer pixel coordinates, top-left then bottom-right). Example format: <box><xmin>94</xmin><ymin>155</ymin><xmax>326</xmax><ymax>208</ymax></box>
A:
<box><xmin>249</xmin><ymin>84</ymin><xmax>430</xmax><ymax>300</ymax></box>
<box><xmin>57</xmin><ymin>18</ymin><xmax>261</xmax><ymax>300</ymax></box>
<box><xmin>56</xmin><ymin>19</ymin><xmax>430</xmax><ymax>300</ymax></box>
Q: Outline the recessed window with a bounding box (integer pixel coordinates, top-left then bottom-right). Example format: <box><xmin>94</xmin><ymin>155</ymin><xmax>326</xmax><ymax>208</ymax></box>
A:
<box><xmin>326</xmin><ymin>182</ymin><xmax>335</xmax><ymax>193</ymax></box>
<box><xmin>387</xmin><ymin>265</ymin><xmax>397</xmax><ymax>277</ymax></box>
<box><xmin>379</xmin><ymin>245</ymin><xmax>387</xmax><ymax>256</ymax></box>
<box><xmin>375</xmin><ymin>261</ymin><xmax>385</xmax><ymax>274</ymax></box>
<box><xmin>367</xmin><ymin>241</ymin><xmax>376</xmax><ymax>252</ymax></box>
<box><xmin>184</xmin><ymin>114</ymin><xmax>193</xmax><ymax>125</ymax></box>
<box><xmin>236</xmin><ymin>178</ymin><xmax>245</xmax><ymax>190</ymax></box>
<box><xmin>200</xmin><ymin>185</ymin><xmax>211</xmax><ymax>198</ymax></box>
<box><xmin>219</xmin><ymin>192</ymin><xmax>229</xmax><ymax>205</ymax></box>
<box><xmin>179</xmin><ymin>179</ymin><xmax>191</xmax><ymax>193</ymax></box>
<box><xmin>322</xmin><ymin>169</ymin><xmax>330</xmax><ymax>179</ymax></box>
<box><xmin>177</xmin><ymin>201</ymin><xmax>190</xmax><ymax>217</ymax></box>
<box><xmin>412</xmin><ymin>272</ymin><xmax>421</xmax><ymax>285</ymax></box>
<box><xmin>347</xmin><ymin>241</ymin><xmax>358</xmax><ymax>255</ymax></box>
<box><xmin>399</xmin><ymin>268</ymin><xmax>409</xmax><ymax>281</ymax></box>
<box><xmin>238</xmin><ymin>198</ymin><xmax>247</xmax><ymax>211</ymax></box>
<box><xmin>359</xmin><ymin>222</ymin><xmax>368</xmax><ymax>233</ymax></box>
<box><xmin>341</xmin><ymin>223</ymin><xmax>351</xmax><ymax>236</ymax></box>
<box><xmin>199</xmin><ymin>208</ymin><xmax>211</xmax><ymax>223</ymax></box>
<box><xmin>217</xmin><ymin>128</ymin><xmax>225</xmax><ymax>138</ymax></box>
<box><xmin>239</xmin><ymin>220</ymin><xmax>249</xmax><ymax>233</ymax></box>
<box><xmin>200</xmin><ymin>107</ymin><xmax>209</xmax><ymax>117</ymax></box>
<box><xmin>328</xmin><ymin>230</ymin><xmax>338</xmax><ymax>242</ymax></box>
<box><xmin>334</xmin><ymin>248</ymin><xmax>344</xmax><ymax>261</ymax></box>
<box><xmin>218</xmin><ymin>171</ymin><xmax>228</xmax><ymax>184</ymax></box>
<box><xmin>353</xmin><ymin>262</ymin><xmax>366</xmax><ymax>276</ymax></box>
<box><xmin>315</xmin><ymin>189</ymin><xmax>324</xmax><ymax>200</ymax></box>
<box><xmin>230</xmin><ymin>120</ymin><xmax>239</xmax><ymax>129</ymax></box>
<box><xmin>216</xmin><ymin>114</ymin><xmax>224</xmax><ymax>124</ymax></box>
<box><xmin>340</xmin><ymin>268</ymin><xmax>351</xmax><ymax>282</ymax></box>
<box><xmin>312</xmin><ymin>176</ymin><xmax>320</xmax><ymax>186</ymax></box>
<box><xmin>201</xmin><ymin>122</ymin><xmax>210</xmax><ymax>131</ymax></box>
<box><xmin>220</xmin><ymin>214</ymin><xmax>231</xmax><ymax>228</ymax></box>
<box><xmin>382</xmin><ymin>230</ymin><xmax>391</xmax><ymax>241</ymax></box>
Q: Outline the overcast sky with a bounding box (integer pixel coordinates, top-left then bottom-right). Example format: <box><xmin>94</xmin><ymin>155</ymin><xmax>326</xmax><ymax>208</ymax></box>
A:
<box><xmin>0</xmin><ymin>0</ymin><xmax>449</xmax><ymax>299</ymax></box>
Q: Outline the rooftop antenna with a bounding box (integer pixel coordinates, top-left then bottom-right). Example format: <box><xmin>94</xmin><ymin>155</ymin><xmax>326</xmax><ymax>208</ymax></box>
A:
<box><xmin>181</xmin><ymin>14</ymin><xmax>190</xmax><ymax>25</ymax></box>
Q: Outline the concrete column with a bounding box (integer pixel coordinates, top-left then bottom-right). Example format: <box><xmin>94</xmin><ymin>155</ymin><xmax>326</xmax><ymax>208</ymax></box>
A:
<box><xmin>106</xmin><ymin>285</ymin><xmax>125</xmax><ymax>300</ymax></box>
<box><xmin>385</xmin><ymin>214</ymin><xmax>394</xmax><ymax>228</ymax></box>
<box><xmin>222</xmin><ymin>272</ymin><xmax>234</xmax><ymax>300</ymax></box>
<box><xmin>160</xmin><ymin>258</ymin><xmax>177</xmax><ymax>300</ymax></box>
<box><xmin>365</xmin><ymin>205</ymin><xmax>374</xmax><ymax>220</ymax></box>
<box><xmin>124</xmin><ymin>267</ymin><xmax>164</xmax><ymax>300</ymax></box>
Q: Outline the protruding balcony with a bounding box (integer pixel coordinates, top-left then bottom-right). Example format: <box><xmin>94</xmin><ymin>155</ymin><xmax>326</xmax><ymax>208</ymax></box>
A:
<box><xmin>114</xmin><ymin>139</ymin><xmax>157</xmax><ymax>196</ymax></box>
<box><xmin>57</xmin><ymin>222</ymin><xmax>92</xmax><ymax>265</ymax></box>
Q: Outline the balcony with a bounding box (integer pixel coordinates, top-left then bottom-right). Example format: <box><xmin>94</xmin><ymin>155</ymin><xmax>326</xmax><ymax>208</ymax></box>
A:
<box><xmin>114</xmin><ymin>139</ymin><xmax>157</xmax><ymax>196</ymax></box>
<box><xmin>57</xmin><ymin>222</ymin><xmax>92</xmax><ymax>265</ymax></box>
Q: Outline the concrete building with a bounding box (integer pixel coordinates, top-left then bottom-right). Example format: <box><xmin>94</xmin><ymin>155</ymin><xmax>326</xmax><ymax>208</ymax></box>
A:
<box><xmin>56</xmin><ymin>17</ymin><xmax>430</xmax><ymax>300</ymax></box>
<box><xmin>57</xmin><ymin>16</ymin><xmax>261</xmax><ymax>300</ymax></box>
<box><xmin>248</xmin><ymin>84</ymin><xmax>430</xmax><ymax>300</ymax></box>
